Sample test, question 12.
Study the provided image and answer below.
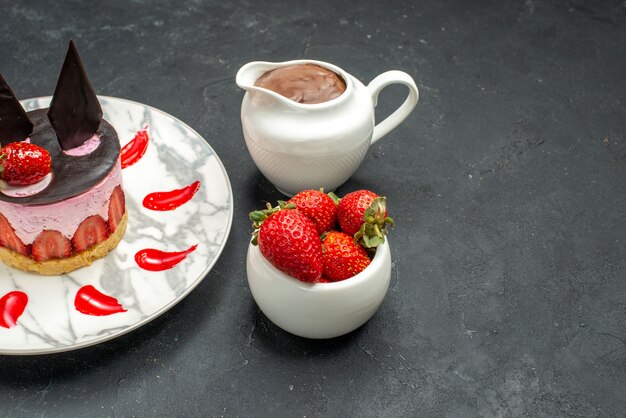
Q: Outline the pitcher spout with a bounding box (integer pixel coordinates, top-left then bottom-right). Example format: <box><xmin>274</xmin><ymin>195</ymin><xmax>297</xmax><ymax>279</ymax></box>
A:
<box><xmin>236</xmin><ymin>61</ymin><xmax>301</xmax><ymax>109</ymax></box>
<box><xmin>235</xmin><ymin>61</ymin><xmax>277</xmax><ymax>92</ymax></box>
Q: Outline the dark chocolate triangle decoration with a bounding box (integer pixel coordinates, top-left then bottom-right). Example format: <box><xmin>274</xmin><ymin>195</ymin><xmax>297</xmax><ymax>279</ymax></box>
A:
<box><xmin>0</xmin><ymin>73</ymin><xmax>33</xmax><ymax>146</ymax></box>
<box><xmin>48</xmin><ymin>40</ymin><xmax>102</xmax><ymax>151</ymax></box>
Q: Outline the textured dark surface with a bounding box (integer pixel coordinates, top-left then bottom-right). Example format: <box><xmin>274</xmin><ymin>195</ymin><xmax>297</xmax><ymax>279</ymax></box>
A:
<box><xmin>0</xmin><ymin>0</ymin><xmax>624</xmax><ymax>417</ymax></box>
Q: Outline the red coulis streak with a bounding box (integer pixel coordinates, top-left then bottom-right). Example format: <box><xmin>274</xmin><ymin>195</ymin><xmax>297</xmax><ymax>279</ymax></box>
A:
<box><xmin>75</xmin><ymin>285</ymin><xmax>127</xmax><ymax>316</ymax></box>
<box><xmin>120</xmin><ymin>128</ymin><xmax>149</xmax><ymax>169</ymax></box>
<box><xmin>0</xmin><ymin>291</ymin><xmax>28</xmax><ymax>329</ymax></box>
<box><xmin>135</xmin><ymin>245</ymin><xmax>198</xmax><ymax>271</ymax></box>
<box><xmin>143</xmin><ymin>180</ymin><xmax>201</xmax><ymax>211</ymax></box>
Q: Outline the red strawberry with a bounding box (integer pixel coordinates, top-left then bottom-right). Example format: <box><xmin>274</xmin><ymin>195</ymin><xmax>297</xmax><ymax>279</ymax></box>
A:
<box><xmin>337</xmin><ymin>190</ymin><xmax>394</xmax><ymax>248</ymax></box>
<box><xmin>0</xmin><ymin>142</ymin><xmax>51</xmax><ymax>186</ymax></box>
<box><xmin>287</xmin><ymin>189</ymin><xmax>338</xmax><ymax>235</ymax></box>
<box><xmin>321</xmin><ymin>231</ymin><xmax>371</xmax><ymax>281</ymax></box>
<box><xmin>32</xmin><ymin>230</ymin><xmax>71</xmax><ymax>261</ymax></box>
<box><xmin>107</xmin><ymin>185</ymin><xmax>126</xmax><ymax>233</ymax></box>
<box><xmin>0</xmin><ymin>213</ymin><xmax>30</xmax><ymax>256</ymax></box>
<box><xmin>337</xmin><ymin>190</ymin><xmax>379</xmax><ymax>235</ymax></box>
<box><xmin>250</xmin><ymin>204</ymin><xmax>323</xmax><ymax>282</ymax></box>
<box><xmin>72</xmin><ymin>215</ymin><xmax>109</xmax><ymax>252</ymax></box>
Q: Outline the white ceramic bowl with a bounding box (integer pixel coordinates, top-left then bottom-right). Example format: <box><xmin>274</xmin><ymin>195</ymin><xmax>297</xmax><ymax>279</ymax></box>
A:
<box><xmin>246</xmin><ymin>239</ymin><xmax>392</xmax><ymax>339</ymax></box>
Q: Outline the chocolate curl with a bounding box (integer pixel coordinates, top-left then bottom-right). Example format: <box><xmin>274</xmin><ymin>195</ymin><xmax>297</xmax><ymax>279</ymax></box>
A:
<box><xmin>0</xmin><ymin>73</ymin><xmax>33</xmax><ymax>146</ymax></box>
<box><xmin>48</xmin><ymin>40</ymin><xmax>102</xmax><ymax>151</ymax></box>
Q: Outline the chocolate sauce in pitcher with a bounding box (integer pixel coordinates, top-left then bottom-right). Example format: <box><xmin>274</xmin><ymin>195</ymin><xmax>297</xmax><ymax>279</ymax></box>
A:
<box><xmin>254</xmin><ymin>64</ymin><xmax>346</xmax><ymax>104</ymax></box>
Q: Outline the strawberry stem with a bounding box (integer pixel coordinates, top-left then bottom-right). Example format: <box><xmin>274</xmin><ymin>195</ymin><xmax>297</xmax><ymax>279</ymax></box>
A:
<box><xmin>249</xmin><ymin>201</ymin><xmax>297</xmax><ymax>245</ymax></box>
<box><xmin>354</xmin><ymin>197</ymin><xmax>394</xmax><ymax>249</ymax></box>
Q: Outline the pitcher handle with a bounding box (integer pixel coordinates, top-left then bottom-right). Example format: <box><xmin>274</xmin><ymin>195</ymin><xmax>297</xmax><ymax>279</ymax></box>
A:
<box><xmin>367</xmin><ymin>70</ymin><xmax>419</xmax><ymax>144</ymax></box>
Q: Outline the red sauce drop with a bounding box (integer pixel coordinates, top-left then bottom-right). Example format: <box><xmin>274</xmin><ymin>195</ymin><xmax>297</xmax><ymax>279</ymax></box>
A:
<box><xmin>143</xmin><ymin>180</ymin><xmax>201</xmax><ymax>211</ymax></box>
<box><xmin>0</xmin><ymin>291</ymin><xmax>28</xmax><ymax>329</ymax></box>
<box><xmin>120</xmin><ymin>128</ymin><xmax>149</xmax><ymax>169</ymax></box>
<box><xmin>75</xmin><ymin>285</ymin><xmax>127</xmax><ymax>316</ymax></box>
<box><xmin>135</xmin><ymin>245</ymin><xmax>198</xmax><ymax>271</ymax></box>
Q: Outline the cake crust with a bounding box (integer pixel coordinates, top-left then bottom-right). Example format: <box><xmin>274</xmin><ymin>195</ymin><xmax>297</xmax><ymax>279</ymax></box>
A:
<box><xmin>0</xmin><ymin>212</ymin><xmax>127</xmax><ymax>276</ymax></box>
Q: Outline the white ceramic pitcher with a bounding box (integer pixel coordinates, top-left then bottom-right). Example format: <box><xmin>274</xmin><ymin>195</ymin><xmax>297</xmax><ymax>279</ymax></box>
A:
<box><xmin>236</xmin><ymin>59</ymin><xmax>419</xmax><ymax>196</ymax></box>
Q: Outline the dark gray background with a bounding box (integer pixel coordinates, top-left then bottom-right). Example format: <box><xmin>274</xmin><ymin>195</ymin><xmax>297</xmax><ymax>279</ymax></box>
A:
<box><xmin>1</xmin><ymin>0</ymin><xmax>624</xmax><ymax>416</ymax></box>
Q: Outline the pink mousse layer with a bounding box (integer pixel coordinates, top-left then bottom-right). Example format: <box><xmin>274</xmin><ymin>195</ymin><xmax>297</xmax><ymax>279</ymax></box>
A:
<box><xmin>0</xmin><ymin>159</ymin><xmax>123</xmax><ymax>244</ymax></box>
<box><xmin>63</xmin><ymin>134</ymin><xmax>101</xmax><ymax>156</ymax></box>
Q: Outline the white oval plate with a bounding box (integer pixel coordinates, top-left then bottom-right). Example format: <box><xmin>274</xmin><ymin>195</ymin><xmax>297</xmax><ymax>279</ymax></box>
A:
<box><xmin>0</xmin><ymin>96</ymin><xmax>233</xmax><ymax>355</ymax></box>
